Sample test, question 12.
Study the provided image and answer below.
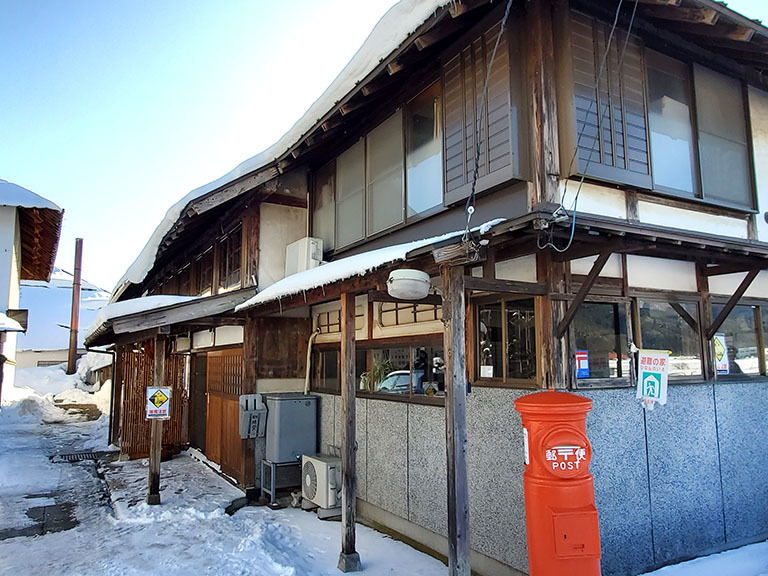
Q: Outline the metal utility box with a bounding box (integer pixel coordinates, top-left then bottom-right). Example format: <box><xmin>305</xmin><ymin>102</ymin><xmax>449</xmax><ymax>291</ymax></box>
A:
<box><xmin>239</xmin><ymin>394</ymin><xmax>267</xmax><ymax>439</ymax></box>
<box><xmin>264</xmin><ymin>393</ymin><xmax>318</xmax><ymax>463</ymax></box>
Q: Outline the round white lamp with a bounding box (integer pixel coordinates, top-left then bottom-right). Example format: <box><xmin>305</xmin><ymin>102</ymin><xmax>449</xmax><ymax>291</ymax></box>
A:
<box><xmin>387</xmin><ymin>269</ymin><xmax>431</xmax><ymax>300</ymax></box>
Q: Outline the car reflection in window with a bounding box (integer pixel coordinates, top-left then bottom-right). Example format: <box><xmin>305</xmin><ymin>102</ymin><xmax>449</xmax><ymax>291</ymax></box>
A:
<box><xmin>375</xmin><ymin>370</ymin><xmax>425</xmax><ymax>394</ymax></box>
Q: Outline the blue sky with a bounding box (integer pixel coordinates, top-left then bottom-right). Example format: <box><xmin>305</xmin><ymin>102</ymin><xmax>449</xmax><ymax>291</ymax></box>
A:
<box><xmin>1</xmin><ymin>0</ymin><xmax>767</xmax><ymax>291</ymax></box>
<box><xmin>0</xmin><ymin>0</ymin><xmax>398</xmax><ymax>290</ymax></box>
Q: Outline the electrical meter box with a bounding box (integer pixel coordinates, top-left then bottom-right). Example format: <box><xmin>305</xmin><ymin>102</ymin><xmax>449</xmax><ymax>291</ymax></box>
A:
<box><xmin>239</xmin><ymin>394</ymin><xmax>267</xmax><ymax>439</ymax></box>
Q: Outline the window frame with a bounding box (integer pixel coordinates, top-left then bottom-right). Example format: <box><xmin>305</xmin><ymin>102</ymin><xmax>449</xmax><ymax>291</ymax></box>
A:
<box><xmin>472</xmin><ymin>293</ymin><xmax>541</xmax><ymax>389</ymax></box>
<box><xmin>710</xmin><ymin>298</ymin><xmax>766</xmax><ymax>379</ymax></box>
<box><xmin>570</xmin><ymin>298</ymin><xmax>635</xmax><ymax>390</ymax></box>
<box><xmin>311</xmin><ymin>81</ymin><xmax>446</xmax><ymax>255</ymax></box>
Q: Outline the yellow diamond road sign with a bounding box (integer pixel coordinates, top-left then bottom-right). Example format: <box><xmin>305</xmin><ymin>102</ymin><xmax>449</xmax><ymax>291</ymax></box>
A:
<box><xmin>149</xmin><ymin>390</ymin><xmax>169</xmax><ymax>408</ymax></box>
<box><xmin>714</xmin><ymin>336</ymin><xmax>726</xmax><ymax>362</ymax></box>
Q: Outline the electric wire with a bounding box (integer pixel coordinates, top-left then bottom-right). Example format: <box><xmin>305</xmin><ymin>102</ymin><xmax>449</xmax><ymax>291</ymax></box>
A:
<box><xmin>462</xmin><ymin>0</ymin><xmax>515</xmax><ymax>245</ymax></box>
<box><xmin>538</xmin><ymin>0</ymin><xmax>640</xmax><ymax>253</ymax></box>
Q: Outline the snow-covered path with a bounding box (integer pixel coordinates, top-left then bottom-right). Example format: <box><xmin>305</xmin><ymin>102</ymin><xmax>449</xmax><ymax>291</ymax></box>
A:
<box><xmin>0</xmin><ymin>415</ymin><xmax>447</xmax><ymax>576</ymax></box>
<box><xmin>1</xmin><ymin>379</ymin><xmax>767</xmax><ymax>576</ymax></box>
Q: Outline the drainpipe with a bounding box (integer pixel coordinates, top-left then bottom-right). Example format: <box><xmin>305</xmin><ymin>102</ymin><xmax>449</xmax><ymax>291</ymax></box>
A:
<box><xmin>304</xmin><ymin>328</ymin><xmax>321</xmax><ymax>395</ymax></box>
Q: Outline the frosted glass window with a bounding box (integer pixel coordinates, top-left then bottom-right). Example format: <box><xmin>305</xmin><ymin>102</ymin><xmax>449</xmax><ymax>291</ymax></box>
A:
<box><xmin>336</xmin><ymin>140</ymin><xmax>365</xmax><ymax>247</ymax></box>
<box><xmin>647</xmin><ymin>52</ymin><xmax>697</xmax><ymax>196</ymax></box>
<box><xmin>312</xmin><ymin>161</ymin><xmax>335</xmax><ymax>252</ymax></box>
<box><xmin>694</xmin><ymin>65</ymin><xmax>752</xmax><ymax>208</ymax></box>
<box><xmin>367</xmin><ymin>111</ymin><xmax>404</xmax><ymax>234</ymax></box>
<box><xmin>406</xmin><ymin>83</ymin><xmax>443</xmax><ymax>217</ymax></box>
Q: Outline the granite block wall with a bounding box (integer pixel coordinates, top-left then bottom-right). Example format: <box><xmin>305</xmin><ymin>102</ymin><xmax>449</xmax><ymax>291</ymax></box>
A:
<box><xmin>466</xmin><ymin>387</ymin><xmax>529</xmax><ymax>574</ymax></box>
<box><xmin>714</xmin><ymin>381</ymin><xmax>768</xmax><ymax>542</ymax></box>
<box><xmin>583</xmin><ymin>387</ymin><xmax>655</xmax><ymax>576</ymax></box>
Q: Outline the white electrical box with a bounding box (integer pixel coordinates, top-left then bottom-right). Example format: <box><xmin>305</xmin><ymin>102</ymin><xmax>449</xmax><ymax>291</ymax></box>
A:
<box><xmin>285</xmin><ymin>237</ymin><xmax>323</xmax><ymax>276</ymax></box>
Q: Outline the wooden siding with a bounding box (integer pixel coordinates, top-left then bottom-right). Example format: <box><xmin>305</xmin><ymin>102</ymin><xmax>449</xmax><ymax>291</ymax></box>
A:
<box><xmin>443</xmin><ymin>20</ymin><xmax>514</xmax><ymax>205</ymax></box>
<box><xmin>118</xmin><ymin>344</ymin><xmax>187</xmax><ymax>458</ymax></box>
<box><xmin>206</xmin><ymin>348</ymin><xmax>245</xmax><ymax>482</ymax></box>
<box><xmin>571</xmin><ymin>11</ymin><xmax>651</xmax><ymax>188</ymax></box>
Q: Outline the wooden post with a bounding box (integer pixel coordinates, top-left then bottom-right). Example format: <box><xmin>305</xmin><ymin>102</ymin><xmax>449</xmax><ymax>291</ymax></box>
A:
<box><xmin>147</xmin><ymin>336</ymin><xmax>165</xmax><ymax>505</ymax></box>
<box><xmin>66</xmin><ymin>238</ymin><xmax>83</xmax><ymax>374</ymax></box>
<box><xmin>338</xmin><ymin>292</ymin><xmax>362</xmax><ymax>572</ymax></box>
<box><xmin>442</xmin><ymin>265</ymin><xmax>471</xmax><ymax>576</ymax></box>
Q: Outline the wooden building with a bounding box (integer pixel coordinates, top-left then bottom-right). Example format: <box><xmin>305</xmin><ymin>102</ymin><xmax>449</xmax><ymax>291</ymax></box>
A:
<box><xmin>87</xmin><ymin>1</ymin><xmax>768</xmax><ymax>574</ymax></box>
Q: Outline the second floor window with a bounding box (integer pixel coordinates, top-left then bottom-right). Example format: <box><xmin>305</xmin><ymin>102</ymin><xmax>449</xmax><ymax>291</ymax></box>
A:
<box><xmin>311</xmin><ymin>83</ymin><xmax>443</xmax><ymax>253</ymax></box>
<box><xmin>218</xmin><ymin>226</ymin><xmax>242</xmax><ymax>291</ymax></box>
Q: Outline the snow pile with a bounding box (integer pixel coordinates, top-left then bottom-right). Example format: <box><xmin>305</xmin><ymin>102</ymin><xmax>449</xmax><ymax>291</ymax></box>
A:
<box><xmin>640</xmin><ymin>540</ymin><xmax>768</xmax><ymax>575</ymax></box>
<box><xmin>237</xmin><ymin>218</ymin><xmax>506</xmax><ymax>311</ymax></box>
<box><xmin>0</xmin><ymin>393</ymin><xmax>80</xmax><ymax>424</ymax></box>
<box><xmin>1</xmin><ymin>361</ymin><xmax>112</xmax><ymax>424</ymax></box>
<box><xmin>112</xmin><ymin>0</ymin><xmax>452</xmax><ymax>300</ymax></box>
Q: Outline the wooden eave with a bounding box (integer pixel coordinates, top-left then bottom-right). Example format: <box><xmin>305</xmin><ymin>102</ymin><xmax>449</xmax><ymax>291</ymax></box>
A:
<box><xmin>573</xmin><ymin>0</ymin><xmax>768</xmax><ymax>91</ymax></box>
<box><xmin>17</xmin><ymin>206</ymin><xmax>63</xmax><ymax>282</ymax></box>
<box><xmin>85</xmin><ymin>286</ymin><xmax>258</xmax><ymax>348</ymax></box>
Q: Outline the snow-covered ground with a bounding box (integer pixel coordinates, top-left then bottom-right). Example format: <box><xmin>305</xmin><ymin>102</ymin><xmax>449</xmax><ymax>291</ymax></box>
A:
<box><xmin>0</xmin><ymin>367</ymin><xmax>766</xmax><ymax>576</ymax></box>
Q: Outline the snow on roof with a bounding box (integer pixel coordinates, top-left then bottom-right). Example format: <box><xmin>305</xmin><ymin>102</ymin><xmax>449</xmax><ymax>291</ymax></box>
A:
<box><xmin>0</xmin><ymin>179</ymin><xmax>61</xmax><ymax>211</ymax></box>
<box><xmin>84</xmin><ymin>295</ymin><xmax>198</xmax><ymax>341</ymax></box>
<box><xmin>235</xmin><ymin>219</ymin><xmax>505</xmax><ymax>312</ymax></box>
<box><xmin>0</xmin><ymin>313</ymin><xmax>24</xmax><ymax>333</ymax></box>
<box><xmin>17</xmin><ymin>268</ymin><xmax>111</xmax><ymax>351</ymax></box>
<box><xmin>112</xmin><ymin>0</ymin><xmax>450</xmax><ymax>302</ymax></box>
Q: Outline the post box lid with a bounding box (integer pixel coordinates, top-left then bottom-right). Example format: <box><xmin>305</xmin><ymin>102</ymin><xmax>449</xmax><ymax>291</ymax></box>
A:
<box><xmin>514</xmin><ymin>391</ymin><xmax>592</xmax><ymax>414</ymax></box>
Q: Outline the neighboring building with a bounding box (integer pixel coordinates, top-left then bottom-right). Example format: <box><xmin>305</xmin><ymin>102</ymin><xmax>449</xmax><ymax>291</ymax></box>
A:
<box><xmin>87</xmin><ymin>1</ymin><xmax>768</xmax><ymax>575</ymax></box>
<box><xmin>0</xmin><ymin>179</ymin><xmax>63</xmax><ymax>393</ymax></box>
<box><xmin>15</xmin><ymin>267</ymin><xmax>111</xmax><ymax>368</ymax></box>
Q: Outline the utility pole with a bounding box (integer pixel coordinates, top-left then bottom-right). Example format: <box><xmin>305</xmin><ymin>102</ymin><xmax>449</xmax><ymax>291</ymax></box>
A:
<box><xmin>66</xmin><ymin>238</ymin><xmax>83</xmax><ymax>375</ymax></box>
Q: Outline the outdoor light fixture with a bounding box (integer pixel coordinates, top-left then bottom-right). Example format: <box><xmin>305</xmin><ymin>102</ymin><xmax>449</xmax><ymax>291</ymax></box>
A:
<box><xmin>387</xmin><ymin>269</ymin><xmax>431</xmax><ymax>300</ymax></box>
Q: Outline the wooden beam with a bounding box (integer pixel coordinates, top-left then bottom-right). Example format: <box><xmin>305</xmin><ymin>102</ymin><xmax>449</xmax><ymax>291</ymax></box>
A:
<box><xmin>641</xmin><ymin>6</ymin><xmax>719</xmax><ymax>25</ymax></box>
<box><xmin>147</xmin><ymin>336</ymin><xmax>165</xmax><ymax>505</ymax></box>
<box><xmin>669</xmin><ymin>21</ymin><xmax>756</xmax><ymax>41</ymax></box>
<box><xmin>360</xmin><ymin>73</ymin><xmax>398</xmax><ymax>97</ymax></box>
<box><xmin>367</xmin><ymin>290</ymin><xmax>443</xmax><ymax>306</ymax></box>
<box><xmin>414</xmin><ymin>18</ymin><xmax>464</xmax><ymax>51</ymax></box>
<box><xmin>637</xmin><ymin>0</ymin><xmax>681</xmax><ymax>5</ymax></box>
<box><xmin>463</xmin><ymin>276</ymin><xmax>547</xmax><ymax>295</ymax></box>
<box><xmin>442</xmin><ymin>266</ymin><xmax>470</xmax><ymax>576</ymax></box>
<box><xmin>555</xmin><ymin>251</ymin><xmax>612</xmax><ymax>339</ymax></box>
<box><xmin>670</xmin><ymin>302</ymin><xmax>699</xmax><ymax>334</ymax></box>
<box><xmin>705</xmin><ymin>269</ymin><xmax>760</xmax><ymax>340</ymax></box>
<box><xmin>449</xmin><ymin>0</ymin><xmax>492</xmax><ymax>18</ymax></box>
<box><xmin>187</xmin><ymin>168</ymin><xmax>278</xmax><ymax>216</ymax></box>
<box><xmin>338</xmin><ymin>292</ymin><xmax>362</xmax><ymax>572</ymax></box>
<box><xmin>705</xmin><ymin>262</ymin><xmax>767</xmax><ymax>277</ymax></box>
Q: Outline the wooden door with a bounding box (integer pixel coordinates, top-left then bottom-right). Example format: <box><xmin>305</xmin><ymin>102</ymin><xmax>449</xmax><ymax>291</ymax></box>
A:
<box><xmin>190</xmin><ymin>354</ymin><xmax>207</xmax><ymax>452</ymax></box>
<box><xmin>205</xmin><ymin>348</ymin><xmax>244</xmax><ymax>482</ymax></box>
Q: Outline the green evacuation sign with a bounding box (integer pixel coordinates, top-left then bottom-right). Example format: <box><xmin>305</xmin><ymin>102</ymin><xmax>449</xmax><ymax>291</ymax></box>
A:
<box><xmin>636</xmin><ymin>349</ymin><xmax>669</xmax><ymax>410</ymax></box>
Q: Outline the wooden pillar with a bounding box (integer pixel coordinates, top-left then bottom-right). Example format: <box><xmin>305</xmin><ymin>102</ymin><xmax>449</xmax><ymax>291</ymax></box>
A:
<box><xmin>697</xmin><ymin>264</ymin><xmax>715</xmax><ymax>380</ymax></box>
<box><xmin>109</xmin><ymin>348</ymin><xmax>124</xmax><ymax>445</ymax></box>
<box><xmin>242</xmin><ymin>314</ymin><xmax>259</xmax><ymax>490</ymax></box>
<box><xmin>338</xmin><ymin>292</ymin><xmax>362</xmax><ymax>572</ymax></box>
<box><xmin>527</xmin><ymin>0</ymin><xmax>560</xmax><ymax>206</ymax></box>
<box><xmin>147</xmin><ymin>336</ymin><xmax>165</xmax><ymax>505</ymax></box>
<box><xmin>442</xmin><ymin>266</ymin><xmax>471</xmax><ymax>576</ymax></box>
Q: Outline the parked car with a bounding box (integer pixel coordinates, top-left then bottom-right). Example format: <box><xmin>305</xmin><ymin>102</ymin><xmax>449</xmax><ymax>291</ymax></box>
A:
<box><xmin>376</xmin><ymin>370</ymin><xmax>424</xmax><ymax>394</ymax></box>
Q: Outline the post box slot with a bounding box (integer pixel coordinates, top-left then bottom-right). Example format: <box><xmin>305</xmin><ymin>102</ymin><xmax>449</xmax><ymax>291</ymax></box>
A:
<box><xmin>551</xmin><ymin>506</ymin><xmax>601</xmax><ymax>559</ymax></box>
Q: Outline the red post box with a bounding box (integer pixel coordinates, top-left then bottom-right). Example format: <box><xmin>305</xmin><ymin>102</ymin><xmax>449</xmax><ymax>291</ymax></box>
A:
<box><xmin>514</xmin><ymin>391</ymin><xmax>601</xmax><ymax>576</ymax></box>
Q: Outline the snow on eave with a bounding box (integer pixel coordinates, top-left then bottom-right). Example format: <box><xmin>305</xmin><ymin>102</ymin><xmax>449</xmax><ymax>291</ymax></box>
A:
<box><xmin>84</xmin><ymin>294</ymin><xmax>199</xmax><ymax>342</ymax></box>
<box><xmin>111</xmin><ymin>0</ymin><xmax>451</xmax><ymax>303</ymax></box>
<box><xmin>0</xmin><ymin>312</ymin><xmax>24</xmax><ymax>333</ymax></box>
<box><xmin>0</xmin><ymin>179</ymin><xmax>61</xmax><ymax>211</ymax></box>
<box><xmin>235</xmin><ymin>218</ymin><xmax>505</xmax><ymax>312</ymax></box>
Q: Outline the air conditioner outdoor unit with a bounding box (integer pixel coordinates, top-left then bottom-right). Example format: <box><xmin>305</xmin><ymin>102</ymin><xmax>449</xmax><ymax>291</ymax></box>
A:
<box><xmin>302</xmin><ymin>453</ymin><xmax>341</xmax><ymax>512</ymax></box>
<box><xmin>285</xmin><ymin>237</ymin><xmax>323</xmax><ymax>277</ymax></box>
